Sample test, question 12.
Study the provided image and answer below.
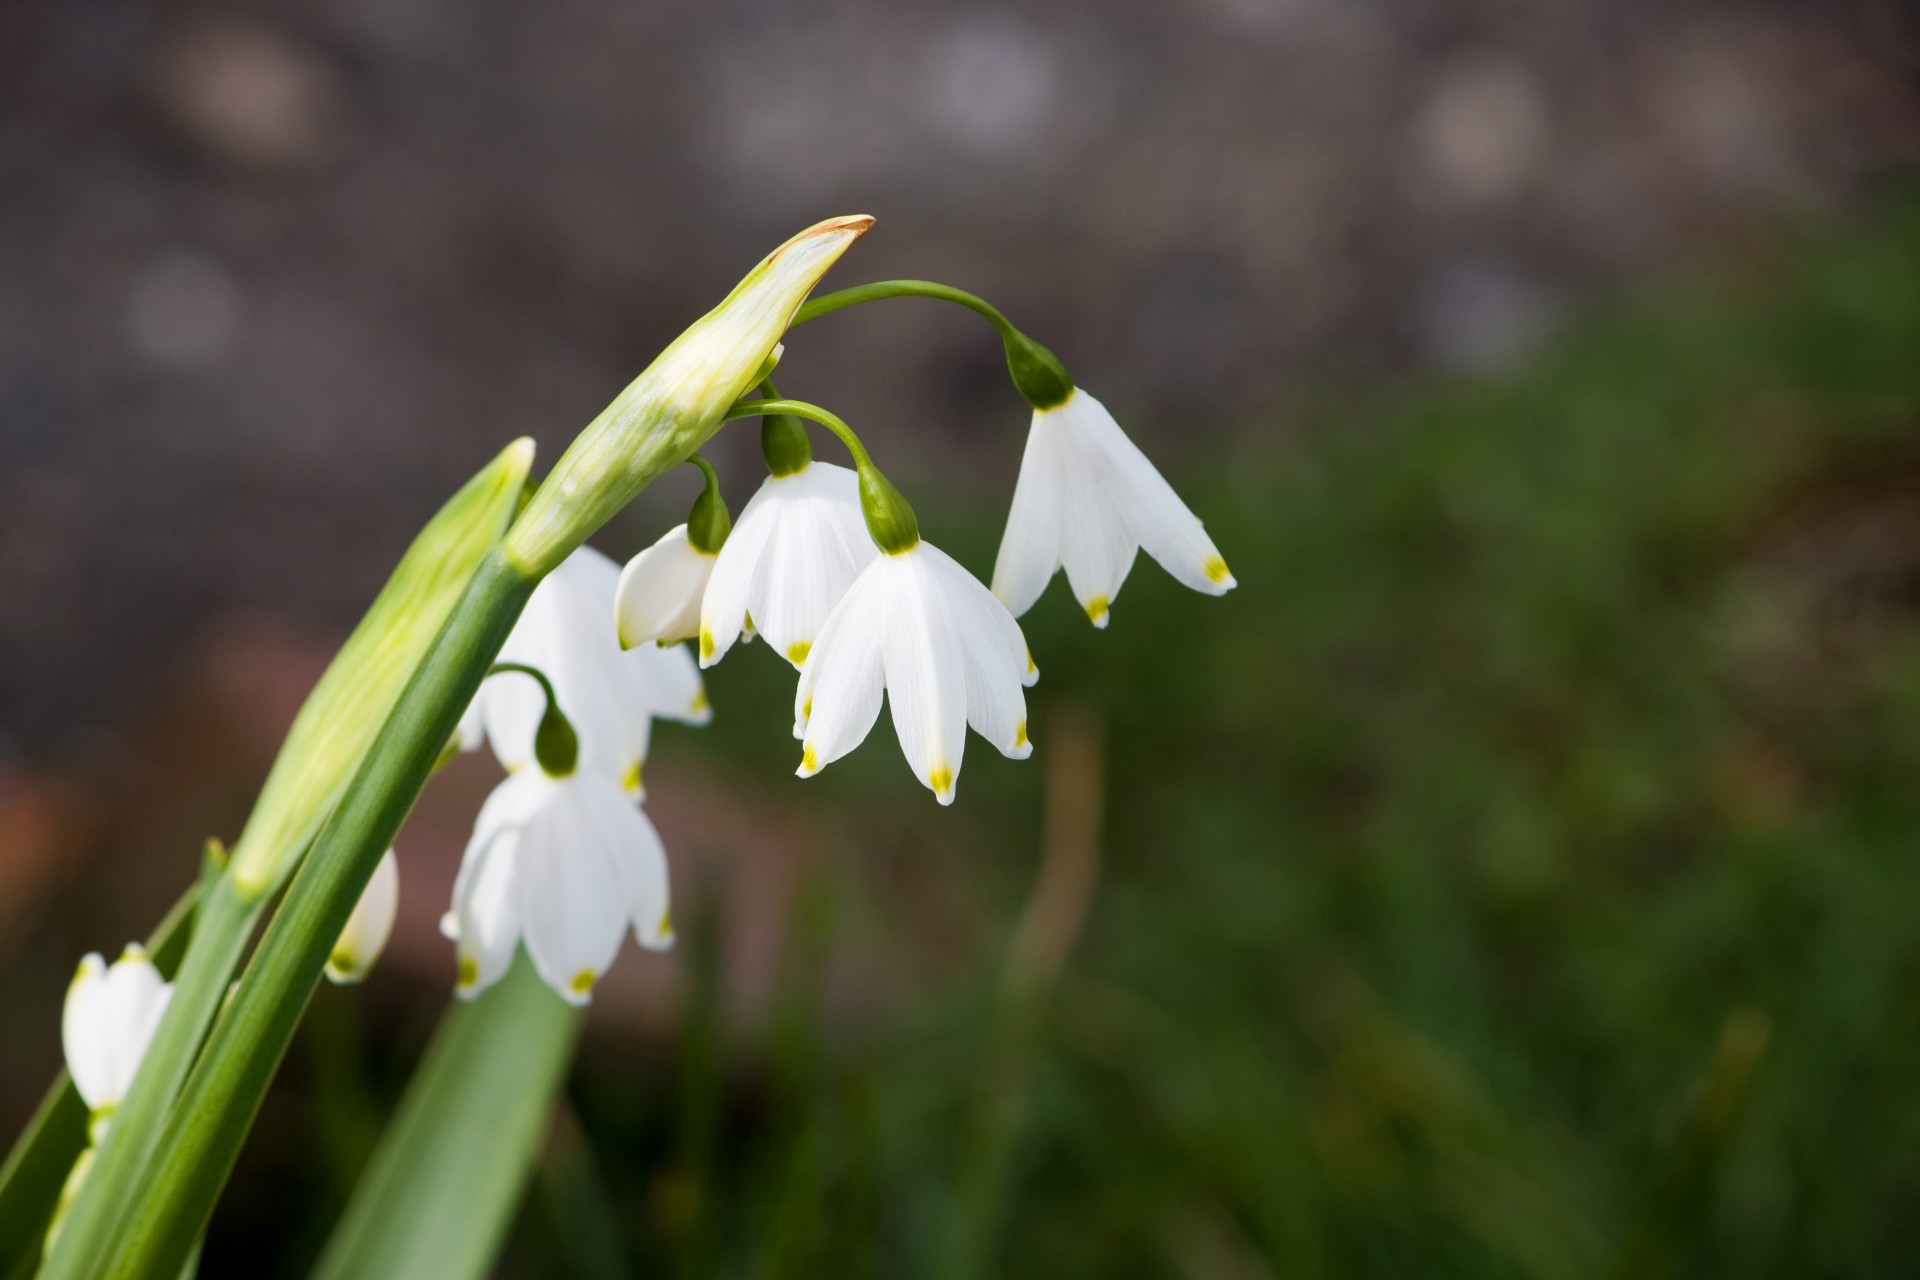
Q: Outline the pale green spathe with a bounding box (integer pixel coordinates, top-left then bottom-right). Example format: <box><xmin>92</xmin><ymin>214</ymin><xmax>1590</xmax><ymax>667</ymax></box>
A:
<box><xmin>504</xmin><ymin>215</ymin><xmax>873</xmax><ymax>578</ymax></box>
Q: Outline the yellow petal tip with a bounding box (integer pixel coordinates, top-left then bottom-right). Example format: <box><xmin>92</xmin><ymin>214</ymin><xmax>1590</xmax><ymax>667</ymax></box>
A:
<box><xmin>456</xmin><ymin>956</ymin><xmax>479</xmax><ymax>989</ymax></box>
<box><xmin>1203</xmin><ymin>557</ymin><xmax>1234</xmax><ymax>587</ymax></box>
<box><xmin>569</xmin><ymin>970</ymin><xmax>596</xmax><ymax>997</ymax></box>
<box><xmin>1084</xmin><ymin>596</ymin><xmax>1110</xmax><ymax>627</ymax></box>
<box><xmin>787</xmin><ymin>640</ymin><xmax>812</xmax><ymax>666</ymax></box>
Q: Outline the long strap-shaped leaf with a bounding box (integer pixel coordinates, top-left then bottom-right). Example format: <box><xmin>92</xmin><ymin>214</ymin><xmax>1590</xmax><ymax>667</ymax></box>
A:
<box><xmin>0</xmin><ymin>886</ymin><xmax>200</xmax><ymax>1280</ymax></box>
<box><xmin>35</xmin><ymin>441</ymin><xmax>535</xmax><ymax>1280</ymax></box>
<box><xmin>92</xmin><ymin>548</ymin><xmax>538</xmax><ymax>1280</ymax></box>
<box><xmin>310</xmin><ymin>954</ymin><xmax>581</xmax><ymax>1280</ymax></box>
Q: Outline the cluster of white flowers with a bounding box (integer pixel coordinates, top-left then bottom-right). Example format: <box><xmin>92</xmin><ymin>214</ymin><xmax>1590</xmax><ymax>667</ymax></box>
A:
<box><xmin>434</xmin><ymin>357</ymin><xmax>1234</xmax><ymax>1004</ymax></box>
<box><xmin>63</xmin><ymin>262</ymin><xmax>1235</xmax><ymax>1017</ymax></box>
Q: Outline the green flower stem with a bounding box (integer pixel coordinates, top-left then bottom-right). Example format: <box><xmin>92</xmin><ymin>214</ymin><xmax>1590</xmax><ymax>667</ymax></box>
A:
<box><xmin>724</xmin><ymin>398</ymin><xmax>920</xmax><ymax>552</ymax></box>
<box><xmin>794</xmin><ymin>279</ymin><xmax>1017</xmax><ymax>337</ymax></box>
<box><xmin>92</xmin><ymin>551</ymin><xmax>538</xmax><ymax>1280</ymax></box>
<box><xmin>485</xmin><ymin>662</ymin><xmax>579</xmax><ymax>776</ymax></box>
<box><xmin>34</xmin><ymin>877</ymin><xmax>260</xmax><ymax>1280</ymax></box>
<box><xmin>792</xmin><ymin>280</ymin><xmax>1073</xmax><ymax>410</ymax></box>
<box><xmin>310</xmin><ymin>954</ymin><xmax>580</xmax><ymax>1280</ymax></box>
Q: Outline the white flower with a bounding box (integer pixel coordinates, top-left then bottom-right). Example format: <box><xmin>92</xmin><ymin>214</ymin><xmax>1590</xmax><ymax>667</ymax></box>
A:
<box><xmin>474</xmin><ymin>545</ymin><xmax>709</xmax><ymax>797</ymax></box>
<box><xmin>325</xmin><ymin>849</ymin><xmax>399</xmax><ymax>985</ymax></box>
<box><xmin>62</xmin><ymin>945</ymin><xmax>174</xmax><ymax>1120</ymax></box>
<box><xmin>441</xmin><ymin>768</ymin><xmax>673</xmax><ymax>1005</ymax></box>
<box><xmin>699</xmin><ymin>461</ymin><xmax>879</xmax><ymax>670</ymax></box>
<box><xmin>614</xmin><ymin>523</ymin><xmax>714</xmax><ymax>648</ymax></box>
<box><xmin>795</xmin><ymin>540</ymin><xmax>1036</xmax><ymax>805</ymax></box>
<box><xmin>992</xmin><ymin>387</ymin><xmax>1235</xmax><ymax>627</ymax></box>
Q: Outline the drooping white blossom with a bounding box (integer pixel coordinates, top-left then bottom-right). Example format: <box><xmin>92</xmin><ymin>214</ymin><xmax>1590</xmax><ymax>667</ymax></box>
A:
<box><xmin>699</xmin><ymin>461</ymin><xmax>879</xmax><ymax>670</ymax></box>
<box><xmin>325</xmin><ymin>849</ymin><xmax>399</xmax><ymax>985</ymax></box>
<box><xmin>62</xmin><ymin>945</ymin><xmax>174</xmax><ymax>1119</ymax></box>
<box><xmin>795</xmin><ymin>540</ymin><xmax>1036</xmax><ymax>805</ymax></box>
<box><xmin>992</xmin><ymin>387</ymin><xmax>1235</xmax><ymax>627</ymax></box>
<box><xmin>472</xmin><ymin>545</ymin><xmax>709</xmax><ymax>797</ymax></box>
<box><xmin>614</xmin><ymin>523</ymin><xmax>715</xmax><ymax>648</ymax></box>
<box><xmin>442</xmin><ymin>767</ymin><xmax>673</xmax><ymax>1005</ymax></box>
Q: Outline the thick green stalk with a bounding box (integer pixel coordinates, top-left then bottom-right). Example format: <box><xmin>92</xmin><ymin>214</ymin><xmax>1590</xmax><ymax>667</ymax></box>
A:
<box><xmin>34</xmin><ymin>878</ymin><xmax>259</xmax><ymax>1280</ymax></box>
<box><xmin>310</xmin><ymin>955</ymin><xmax>581</xmax><ymax>1280</ymax></box>
<box><xmin>94</xmin><ymin>552</ymin><xmax>536</xmax><ymax>1280</ymax></box>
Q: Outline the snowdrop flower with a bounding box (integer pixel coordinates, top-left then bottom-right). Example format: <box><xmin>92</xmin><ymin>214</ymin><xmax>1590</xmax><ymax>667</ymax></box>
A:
<box><xmin>475</xmin><ymin>545</ymin><xmax>708</xmax><ymax>797</ymax></box>
<box><xmin>443</xmin><ymin>673</ymin><xmax>673</xmax><ymax>1005</ymax></box>
<box><xmin>795</xmin><ymin>470</ymin><xmax>1036</xmax><ymax>803</ymax></box>
<box><xmin>615</xmin><ymin>456</ymin><xmax>730</xmax><ymax>649</ymax></box>
<box><xmin>325</xmin><ymin>849</ymin><xmax>399</xmax><ymax>985</ymax></box>
<box><xmin>62</xmin><ymin>946</ymin><xmax>173</xmax><ymax>1131</ymax></box>
<box><xmin>993</xmin><ymin>387</ymin><xmax>1235</xmax><ymax>627</ymax></box>
<box><xmin>700</xmin><ymin>458</ymin><xmax>878</xmax><ymax>671</ymax></box>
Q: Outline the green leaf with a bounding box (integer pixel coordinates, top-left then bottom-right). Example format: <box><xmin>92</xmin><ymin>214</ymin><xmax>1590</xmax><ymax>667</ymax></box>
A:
<box><xmin>310</xmin><ymin>954</ymin><xmax>581</xmax><ymax>1280</ymax></box>
<box><xmin>37</xmin><ymin>440</ymin><xmax>536</xmax><ymax>1280</ymax></box>
<box><xmin>93</xmin><ymin>539</ymin><xmax>539</xmax><ymax>1280</ymax></box>
<box><xmin>0</xmin><ymin>885</ymin><xmax>199</xmax><ymax>1280</ymax></box>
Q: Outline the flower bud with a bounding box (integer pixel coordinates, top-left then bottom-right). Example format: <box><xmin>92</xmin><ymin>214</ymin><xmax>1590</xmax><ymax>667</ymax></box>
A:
<box><xmin>325</xmin><ymin>849</ymin><xmax>400</xmax><ymax>985</ymax></box>
<box><xmin>62</xmin><ymin>945</ymin><xmax>173</xmax><ymax>1123</ymax></box>
<box><xmin>506</xmin><ymin>216</ymin><xmax>874</xmax><ymax>577</ymax></box>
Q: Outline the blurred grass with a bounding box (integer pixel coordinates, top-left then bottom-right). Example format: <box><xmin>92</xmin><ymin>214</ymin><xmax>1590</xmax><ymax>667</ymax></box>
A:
<box><xmin>283</xmin><ymin>197</ymin><xmax>1920</xmax><ymax>1278</ymax></box>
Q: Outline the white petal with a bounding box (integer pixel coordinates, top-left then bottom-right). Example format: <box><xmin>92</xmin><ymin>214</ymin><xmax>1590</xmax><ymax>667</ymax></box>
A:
<box><xmin>449</xmin><ymin>771</ymin><xmax>546</xmax><ymax>995</ymax></box>
<box><xmin>63</xmin><ymin>947</ymin><xmax>172</xmax><ymax>1111</ymax></box>
<box><xmin>991</xmin><ymin>411</ymin><xmax>1067</xmax><ymax>619</ymax></box>
<box><xmin>796</xmin><ymin>559</ymin><xmax>889</xmax><ymax>774</ymax></box>
<box><xmin>326</xmin><ymin>849</ymin><xmax>399</xmax><ymax>985</ymax></box>
<box><xmin>62</xmin><ymin>954</ymin><xmax>112</xmax><ymax>1110</ymax></box>
<box><xmin>926</xmin><ymin>546</ymin><xmax>1033</xmax><ymax>760</ymax></box>
<box><xmin>519</xmin><ymin>776</ymin><xmax>634</xmax><ymax>1005</ymax></box>
<box><xmin>879</xmin><ymin>547</ymin><xmax>969</xmax><ymax>804</ymax></box>
<box><xmin>615</xmin><ymin>524</ymin><xmax>714</xmax><ymax>648</ymax></box>
<box><xmin>455</xmin><ymin>698</ymin><xmax>484</xmax><ymax>753</ymax></box>
<box><xmin>1051</xmin><ymin>403</ymin><xmax>1139</xmax><ymax>627</ymax></box>
<box><xmin>574</xmin><ymin>773</ymin><xmax>675</xmax><ymax>951</ymax></box>
<box><xmin>749</xmin><ymin>463</ymin><xmax>877</xmax><ymax>668</ymax></box>
<box><xmin>1073</xmin><ymin>389</ymin><xmax>1235</xmax><ymax>597</ymax></box>
<box><xmin>699</xmin><ymin>480</ymin><xmax>781</xmax><ymax>667</ymax></box>
<box><xmin>628</xmin><ymin>642</ymin><xmax>711</xmax><ymax>728</ymax></box>
<box><xmin>453</xmin><ymin>826</ymin><xmax>523</xmax><ymax>999</ymax></box>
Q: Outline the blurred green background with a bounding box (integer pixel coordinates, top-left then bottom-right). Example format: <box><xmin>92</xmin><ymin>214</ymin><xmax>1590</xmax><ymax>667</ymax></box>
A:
<box><xmin>6</xmin><ymin>0</ymin><xmax>1920</xmax><ymax>1274</ymax></box>
<box><xmin>254</xmin><ymin>199</ymin><xmax>1920</xmax><ymax>1276</ymax></box>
